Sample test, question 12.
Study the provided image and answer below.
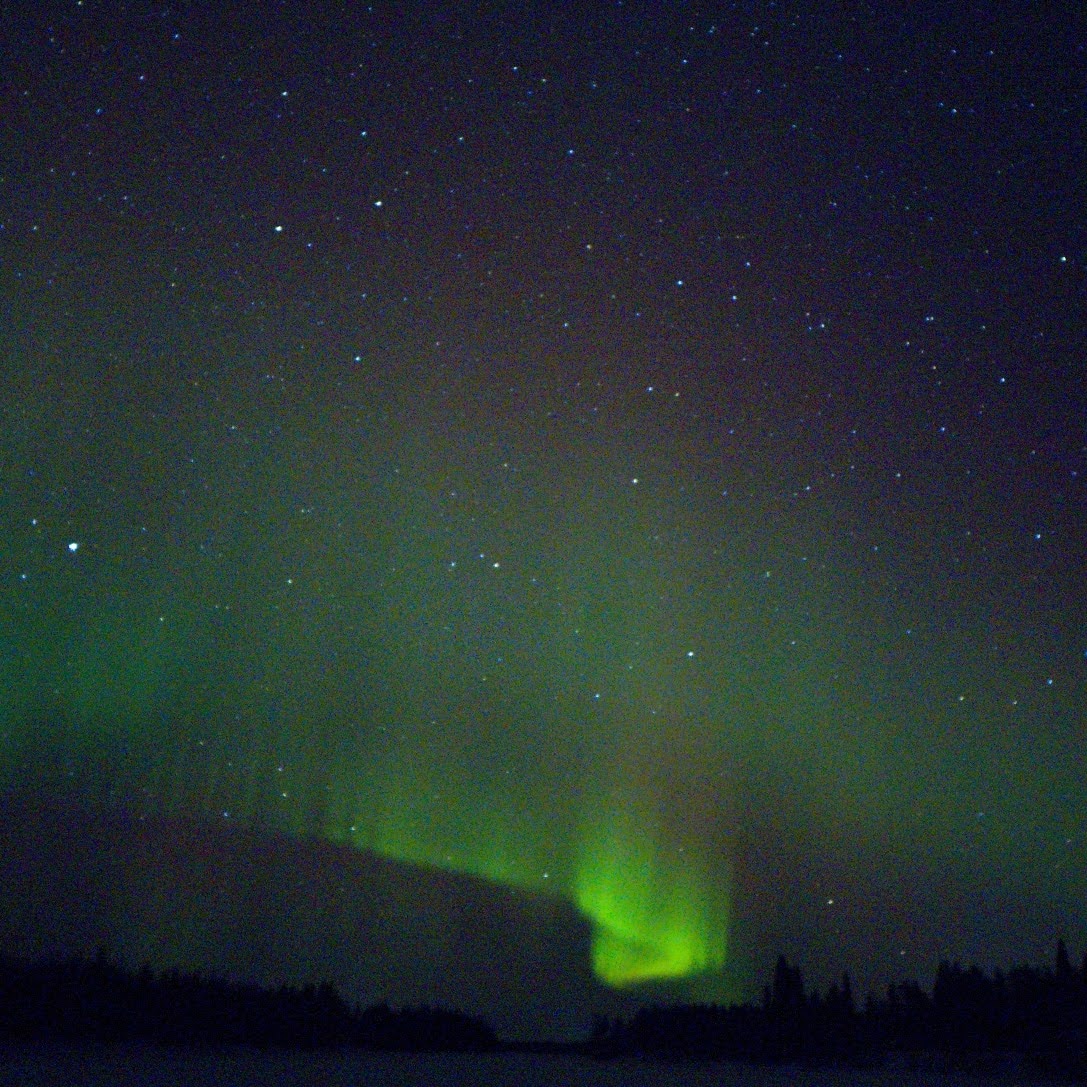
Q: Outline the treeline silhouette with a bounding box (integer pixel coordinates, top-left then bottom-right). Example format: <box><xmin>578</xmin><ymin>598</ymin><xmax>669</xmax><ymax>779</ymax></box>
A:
<box><xmin>0</xmin><ymin>950</ymin><xmax>496</xmax><ymax>1052</ymax></box>
<box><xmin>4</xmin><ymin>943</ymin><xmax>1087</xmax><ymax>1072</ymax></box>
<box><xmin>590</xmin><ymin>940</ymin><xmax>1087</xmax><ymax>1075</ymax></box>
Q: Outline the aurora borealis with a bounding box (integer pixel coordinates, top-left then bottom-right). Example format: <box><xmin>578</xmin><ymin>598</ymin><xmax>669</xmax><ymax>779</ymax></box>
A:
<box><xmin>1</xmin><ymin>0</ymin><xmax>1085</xmax><ymax>1037</ymax></box>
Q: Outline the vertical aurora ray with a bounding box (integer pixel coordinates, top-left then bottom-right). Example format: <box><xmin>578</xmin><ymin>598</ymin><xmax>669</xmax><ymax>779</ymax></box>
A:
<box><xmin>572</xmin><ymin>732</ymin><xmax>731</xmax><ymax>987</ymax></box>
<box><xmin>575</xmin><ymin>802</ymin><xmax>729</xmax><ymax>985</ymax></box>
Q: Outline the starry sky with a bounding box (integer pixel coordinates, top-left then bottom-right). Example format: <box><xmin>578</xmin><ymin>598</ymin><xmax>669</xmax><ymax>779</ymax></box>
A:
<box><xmin>1</xmin><ymin>0</ymin><xmax>1085</xmax><ymax>1034</ymax></box>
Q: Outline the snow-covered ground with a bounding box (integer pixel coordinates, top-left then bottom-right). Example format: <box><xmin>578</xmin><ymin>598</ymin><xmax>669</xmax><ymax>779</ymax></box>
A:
<box><xmin>0</xmin><ymin>1043</ymin><xmax>1054</xmax><ymax>1086</ymax></box>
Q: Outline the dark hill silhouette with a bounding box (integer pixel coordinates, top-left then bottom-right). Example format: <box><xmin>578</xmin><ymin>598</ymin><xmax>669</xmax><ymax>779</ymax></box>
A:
<box><xmin>0</xmin><ymin>794</ymin><xmax>609</xmax><ymax>1040</ymax></box>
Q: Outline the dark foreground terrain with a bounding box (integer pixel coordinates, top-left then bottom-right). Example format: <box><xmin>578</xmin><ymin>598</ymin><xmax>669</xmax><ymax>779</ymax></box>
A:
<box><xmin>0</xmin><ymin>1043</ymin><xmax>1068</xmax><ymax>1087</ymax></box>
<box><xmin>1</xmin><ymin>944</ymin><xmax>1086</xmax><ymax>1083</ymax></box>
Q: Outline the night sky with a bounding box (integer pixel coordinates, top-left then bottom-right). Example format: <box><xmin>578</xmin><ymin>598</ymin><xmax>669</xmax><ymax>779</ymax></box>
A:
<box><xmin>2</xmin><ymin>0</ymin><xmax>1085</xmax><ymax>1037</ymax></box>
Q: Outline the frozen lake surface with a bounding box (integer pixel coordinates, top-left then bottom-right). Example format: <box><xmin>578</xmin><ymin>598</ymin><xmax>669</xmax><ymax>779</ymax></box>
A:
<box><xmin>0</xmin><ymin>1043</ymin><xmax>1054</xmax><ymax>1086</ymax></box>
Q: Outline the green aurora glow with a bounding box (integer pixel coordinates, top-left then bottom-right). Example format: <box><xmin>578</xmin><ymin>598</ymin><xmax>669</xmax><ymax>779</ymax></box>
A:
<box><xmin>2</xmin><ymin>353</ymin><xmax>1084</xmax><ymax>1002</ymax></box>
